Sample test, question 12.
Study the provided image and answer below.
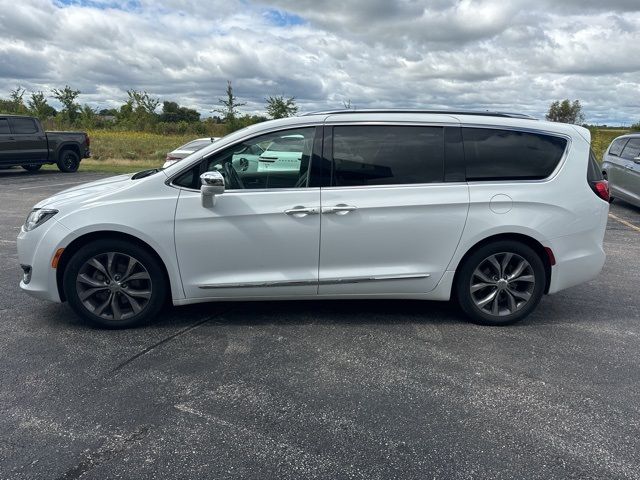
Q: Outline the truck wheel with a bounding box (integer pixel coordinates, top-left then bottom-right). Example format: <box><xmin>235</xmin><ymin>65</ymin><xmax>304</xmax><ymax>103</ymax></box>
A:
<box><xmin>22</xmin><ymin>164</ymin><xmax>42</xmax><ymax>172</ymax></box>
<box><xmin>57</xmin><ymin>150</ymin><xmax>80</xmax><ymax>173</ymax></box>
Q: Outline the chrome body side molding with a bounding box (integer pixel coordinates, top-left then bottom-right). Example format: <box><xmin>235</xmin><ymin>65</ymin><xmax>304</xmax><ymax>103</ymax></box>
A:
<box><xmin>198</xmin><ymin>273</ymin><xmax>430</xmax><ymax>289</ymax></box>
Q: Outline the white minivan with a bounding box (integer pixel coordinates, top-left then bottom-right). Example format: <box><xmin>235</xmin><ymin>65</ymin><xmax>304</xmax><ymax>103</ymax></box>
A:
<box><xmin>17</xmin><ymin>110</ymin><xmax>610</xmax><ymax>328</ymax></box>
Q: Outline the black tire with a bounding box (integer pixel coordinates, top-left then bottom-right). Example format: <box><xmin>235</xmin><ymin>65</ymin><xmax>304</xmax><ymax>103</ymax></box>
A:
<box><xmin>57</xmin><ymin>149</ymin><xmax>80</xmax><ymax>173</ymax></box>
<box><xmin>22</xmin><ymin>164</ymin><xmax>42</xmax><ymax>172</ymax></box>
<box><xmin>455</xmin><ymin>240</ymin><xmax>546</xmax><ymax>326</ymax></box>
<box><xmin>63</xmin><ymin>239</ymin><xmax>168</xmax><ymax>328</ymax></box>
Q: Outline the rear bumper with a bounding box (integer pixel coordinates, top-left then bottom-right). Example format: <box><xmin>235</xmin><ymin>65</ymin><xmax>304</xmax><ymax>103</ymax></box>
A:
<box><xmin>547</xmin><ymin>225</ymin><xmax>607</xmax><ymax>294</ymax></box>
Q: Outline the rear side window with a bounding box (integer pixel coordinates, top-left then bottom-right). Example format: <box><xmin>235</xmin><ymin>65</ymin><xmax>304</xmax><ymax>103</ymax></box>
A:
<box><xmin>462</xmin><ymin>128</ymin><xmax>567</xmax><ymax>181</ymax></box>
<box><xmin>620</xmin><ymin>138</ymin><xmax>640</xmax><ymax>160</ymax></box>
<box><xmin>587</xmin><ymin>149</ymin><xmax>604</xmax><ymax>182</ymax></box>
<box><xmin>0</xmin><ymin>119</ymin><xmax>9</xmax><ymax>134</ymax></box>
<box><xmin>331</xmin><ymin>126</ymin><xmax>444</xmax><ymax>186</ymax></box>
<box><xmin>608</xmin><ymin>138</ymin><xmax>628</xmax><ymax>157</ymax></box>
<box><xmin>9</xmin><ymin>117</ymin><xmax>38</xmax><ymax>134</ymax></box>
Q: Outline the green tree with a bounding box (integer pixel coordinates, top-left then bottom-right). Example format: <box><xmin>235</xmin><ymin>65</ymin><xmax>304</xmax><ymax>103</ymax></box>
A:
<box><xmin>28</xmin><ymin>91</ymin><xmax>56</xmax><ymax>119</ymax></box>
<box><xmin>9</xmin><ymin>87</ymin><xmax>27</xmax><ymax>113</ymax></box>
<box><xmin>213</xmin><ymin>80</ymin><xmax>246</xmax><ymax>133</ymax></box>
<box><xmin>51</xmin><ymin>85</ymin><xmax>81</xmax><ymax>124</ymax></box>
<box><xmin>78</xmin><ymin>104</ymin><xmax>98</xmax><ymax>128</ymax></box>
<box><xmin>266</xmin><ymin>95</ymin><xmax>298</xmax><ymax>119</ymax></box>
<box><xmin>127</xmin><ymin>89</ymin><xmax>160</xmax><ymax>115</ymax></box>
<box><xmin>546</xmin><ymin>99</ymin><xmax>585</xmax><ymax>124</ymax></box>
<box><xmin>160</xmin><ymin>101</ymin><xmax>200</xmax><ymax>123</ymax></box>
<box><xmin>630</xmin><ymin>121</ymin><xmax>640</xmax><ymax>131</ymax></box>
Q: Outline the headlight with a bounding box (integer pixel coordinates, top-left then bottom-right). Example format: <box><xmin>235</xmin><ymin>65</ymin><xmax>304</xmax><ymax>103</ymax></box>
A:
<box><xmin>24</xmin><ymin>209</ymin><xmax>58</xmax><ymax>232</ymax></box>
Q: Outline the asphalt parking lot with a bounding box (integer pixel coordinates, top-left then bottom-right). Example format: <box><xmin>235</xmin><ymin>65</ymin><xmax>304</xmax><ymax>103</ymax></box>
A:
<box><xmin>1</xmin><ymin>168</ymin><xmax>639</xmax><ymax>480</ymax></box>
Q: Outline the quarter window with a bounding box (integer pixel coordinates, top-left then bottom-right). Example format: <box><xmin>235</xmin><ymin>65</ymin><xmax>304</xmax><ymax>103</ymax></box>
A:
<box><xmin>608</xmin><ymin>138</ymin><xmax>628</xmax><ymax>157</ymax></box>
<box><xmin>9</xmin><ymin>117</ymin><xmax>38</xmax><ymax>134</ymax></box>
<box><xmin>620</xmin><ymin>138</ymin><xmax>640</xmax><ymax>160</ymax></box>
<box><xmin>0</xmin><ymin>119</ymin><xmax>9</xmax><ymax>134</ymax></box>
<box><xmin>331</xmin><ymin>126</ymin><xmax>444</xmax><ymax>186</ymax></box>
<box><xmin>462</xmin><ymin>128</ymin><xmax>567</xmax><ymax>181</ymax></box>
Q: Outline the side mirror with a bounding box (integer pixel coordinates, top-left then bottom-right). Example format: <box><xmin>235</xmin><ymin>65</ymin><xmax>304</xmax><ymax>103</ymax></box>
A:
<box><xmin>634</xmin><ymin>156</ymin><xmax>640</xmax><ymax>164</ymax></box>
<box><xmin>200</xmin><ymin>171</ymin><xmax>225</xmax><ymax>206</ymax></box>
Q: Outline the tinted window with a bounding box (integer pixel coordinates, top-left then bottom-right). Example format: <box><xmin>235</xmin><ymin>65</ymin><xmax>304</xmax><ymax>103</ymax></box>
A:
<box><xmin>332</xmin><ymin>126</ymin><xmax>444</xmax><ymax>186</ymax></box>
<box><xmin>9</xmin><ymin>117</ymin><xmax>38</xmax><ymax>134</ymax></box>
<box><xmin>173</xmin><ymin>127</ymin><xmax>315</xmax><ymax>190</ymax></box>
<box><xmin>620</xmin><ymin>138</ymin><xmax>640</xmax><ymax>160</ymax></box>
<box><xmin>587</xmin><ymin>149</ymin><xmax>603</xmax><ymax>182</ymax></box>
<box><xmin>608</xmin><ymin>138</ymin><xmax>628</xmax><ymax>157</ymax></box>
<box><xmin>462</xmin><ymin>128</ymin><xmax>567</xmax><ymax>181</ymax></box>
<box><xmin>0</xmin><ymin>119</ymin><xmax>9</xmax><ymax>134</ymax></box>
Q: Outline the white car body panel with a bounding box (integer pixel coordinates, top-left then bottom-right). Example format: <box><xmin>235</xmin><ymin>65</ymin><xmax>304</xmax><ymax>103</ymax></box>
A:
<box><xmin>17</xmin><ymin>112</ymin><xmax>609</xmax><ymax>316</ymax></box>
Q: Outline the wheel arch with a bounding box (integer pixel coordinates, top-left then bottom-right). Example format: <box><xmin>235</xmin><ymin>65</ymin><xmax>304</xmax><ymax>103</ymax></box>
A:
<box><xmin>56</xmin><ymin>230</ymin><xmax>173</xmax><ymax>302</ymax></box>
<box><xmin>55</xmin><ymin>142</ymin><xmax>81</xmax><ymax>159</ymax></box>
<box><xmin>451</xmin><ymin>232</ymin><xmax>552</xmax><ymax>297</ymax></box>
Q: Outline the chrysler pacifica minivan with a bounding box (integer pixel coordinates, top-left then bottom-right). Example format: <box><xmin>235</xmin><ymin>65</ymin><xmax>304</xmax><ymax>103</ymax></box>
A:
<box><xmin>18</xmin><ymin>110</ymin><xmax>610</xmax><ymax>328</ymax></box>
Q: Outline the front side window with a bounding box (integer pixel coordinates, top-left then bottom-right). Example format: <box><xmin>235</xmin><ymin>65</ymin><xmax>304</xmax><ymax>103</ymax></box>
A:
<box><xmin>9</xmin><ymin>117</ymin><xmax>38</xmax><ymax>134</ymax></box>
<box><xmin>173</xmin><ymin>127</ymin><xmax>315</xmax><ymax>190</ymax></box>
<box><xmin>0</xmin><ymin>119</ymin><xmax>9</xmax><ymax>134</ymax></box>
<box><xmin>331</xmin><ymin>125</ymin><xmax>444</xmax><ymax>186</ymax></box>
<box><xmin>620</xmin><ymin>138</ymin><xmax>640</xmax><ymax>160</ymax></box>
<box><xmin>608</xmin><ymin>138</ymin><xmax>629</xmax><ymax>157</ymax></box>
<box><xmin>462</xmin><ymin>128</ymin><xmax>567</xmax><ymax>181</ymax></box>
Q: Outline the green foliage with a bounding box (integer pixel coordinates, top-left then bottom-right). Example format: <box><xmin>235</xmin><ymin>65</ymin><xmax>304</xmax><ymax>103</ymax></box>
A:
<box><xmin>160</xmin><ymin>101</ymin><xmax>200</xmax><ymax>123</ymax></box>
<box><xmin>213</xmin><ymin>80</ymin><xmax>247</xmax><ymax>133</ymax></box>
<box><xmin>28</xmin><ymin>91</ymin><xmax>57</xmax><ymax>119</ymax></box>
<box><xmin>630</xmin><ymin>122</ymin><xmax>640</xmax><ymax>131</ymax></box>
<box><xmin>51</xmin><ymin>85</ymin><xmax>81</xmax><ymax>124</ymax></box>
<box><xmin>266</xmin><ymin>95</ymin><xmax>298</xmax><ymax>119</ymax></box>
<box><xmin>546</xmin><ymin>99</ymin><xmax>585</xmax><ymax>124</ymax></box>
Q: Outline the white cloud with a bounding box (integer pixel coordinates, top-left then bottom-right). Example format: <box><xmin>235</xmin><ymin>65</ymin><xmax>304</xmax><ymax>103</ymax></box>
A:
<box><xmin>0</xmin><ymin>0</ymin><xmax>639</xmax><ymax>123</ymax></box>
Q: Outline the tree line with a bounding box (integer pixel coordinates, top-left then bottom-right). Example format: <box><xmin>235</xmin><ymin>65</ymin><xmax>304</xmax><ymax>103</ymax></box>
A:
<box><xmin>0</xmin><ymin>81</ymin><xmax>299</xmax><ymax>135</ymax></box>
<box><xmin>1</xmin><ymin>85</ymin><xmax>638</xmax><ymax>133</ymax></box>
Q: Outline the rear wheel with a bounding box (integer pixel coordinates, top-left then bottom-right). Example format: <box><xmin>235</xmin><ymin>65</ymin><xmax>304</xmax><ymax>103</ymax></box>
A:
<box><xmin>57</xmin><ymin>149</ymin><xmax>80</xmax><ymax>172</ymax></box>
<box><xmin>63</xmin><ymin>239</ymin><xmax>167</xmax><ymax>328</ymax></box>
<box><xmin>22</xmin><ymin>164</ymin><xmax>42</xmax><ymax>172</ymax></box>
<box><xmin>455</xmin><ymin>240</ymin><xmax>546</xmax><ymax>326</ymax></box>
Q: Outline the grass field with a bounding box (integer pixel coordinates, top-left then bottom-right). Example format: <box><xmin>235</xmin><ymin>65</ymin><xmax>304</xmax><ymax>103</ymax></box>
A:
<box><xmin>57</xmin><ymin>127</ymin><xmax>631</xmax><ymax>174</ymax></box>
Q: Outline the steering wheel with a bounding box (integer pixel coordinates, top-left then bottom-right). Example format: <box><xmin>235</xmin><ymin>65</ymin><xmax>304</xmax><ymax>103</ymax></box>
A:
<box><xmin>223</xmin><ymin>161</ymin><xmax>244</xmax><ymax>189</ymax></box>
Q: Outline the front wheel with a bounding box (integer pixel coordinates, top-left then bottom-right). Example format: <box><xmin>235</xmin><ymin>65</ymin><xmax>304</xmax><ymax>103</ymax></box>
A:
<box><xmin>57</xmin><ymin>149</ymin><xmax>80</xmax><ymax>172</ymax></box>
<box><xmin>63</xmin><ymin>239</ymin><xmax>167</xmax><ymax>328</ymax></box>
<box><xmin>455</xmin><ymin>241</ymin><xmax>546</xmax><ymax>326</ymax></box>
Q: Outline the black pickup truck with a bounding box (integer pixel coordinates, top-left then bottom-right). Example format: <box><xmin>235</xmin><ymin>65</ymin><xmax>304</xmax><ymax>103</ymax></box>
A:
<box><xmin>0</xmin><ymin>115</ymin><xmax>90</xmax><ymax>173</ymax></box>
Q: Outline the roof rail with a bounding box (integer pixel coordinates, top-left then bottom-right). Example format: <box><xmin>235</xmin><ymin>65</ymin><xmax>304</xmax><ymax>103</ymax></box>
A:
<box><xmin>301</xmin><ymin>109</ymin><xmax>537</xmax><ymax>120</ymax></box>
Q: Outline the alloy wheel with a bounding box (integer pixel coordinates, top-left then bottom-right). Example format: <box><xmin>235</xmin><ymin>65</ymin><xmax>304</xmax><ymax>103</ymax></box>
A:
<box><xmin>470</xmin><ymin>252</ymin><xmax>536</xmax><ymax>317</ymax></box>
<box><xmin>75</xmin><ymin>252</ymin><xmax>152</xmax><ymax>321</ymax></box>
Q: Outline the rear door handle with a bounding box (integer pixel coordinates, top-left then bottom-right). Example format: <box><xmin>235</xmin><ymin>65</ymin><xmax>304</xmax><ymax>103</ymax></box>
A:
<box><xmin>322</xmin><ymin>204</ymin><xmax>358</xmax><ymax>215</ymax></box>
<box><xmin>284</xmin><ymin>206</ymin><xmax>319</xmax><ymax>217</ymax></box>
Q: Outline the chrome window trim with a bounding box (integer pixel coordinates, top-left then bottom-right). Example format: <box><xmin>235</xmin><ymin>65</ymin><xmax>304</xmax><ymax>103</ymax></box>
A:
<box><xmin>198</xmin><ymin>273</ymin><xmax>430</xmax><ymax>289</ymax></box>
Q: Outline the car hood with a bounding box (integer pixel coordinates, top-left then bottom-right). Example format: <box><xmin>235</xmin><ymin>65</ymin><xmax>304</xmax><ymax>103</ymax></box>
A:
<box><xmin>34</xmin><ymin>174</ymin><xmax>135</xmax><ymax>209</ymax></box>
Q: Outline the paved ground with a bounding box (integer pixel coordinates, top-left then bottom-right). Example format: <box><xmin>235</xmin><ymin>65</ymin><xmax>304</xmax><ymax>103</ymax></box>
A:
<box><xmin>1</xmin><ymin>168</ymin><xmax>639</xmax><ymax>480</ymax></box>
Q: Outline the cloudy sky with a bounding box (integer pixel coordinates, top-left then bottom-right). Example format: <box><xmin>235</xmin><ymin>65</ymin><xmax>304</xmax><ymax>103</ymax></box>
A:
<box><xmin>1</xmin><ymin>0</ymin><xmax>639</xmax><ymax>124</ymax></box>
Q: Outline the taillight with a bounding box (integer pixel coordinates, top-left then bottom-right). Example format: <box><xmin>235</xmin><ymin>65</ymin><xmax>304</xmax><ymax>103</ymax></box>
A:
<box><xmin>590</xmin><ymin>180</ymin><xmax>610</xmax><ymax>202</ymax></box>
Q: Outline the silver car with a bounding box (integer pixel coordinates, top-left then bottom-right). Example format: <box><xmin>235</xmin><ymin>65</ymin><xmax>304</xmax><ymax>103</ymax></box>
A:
<box><xmin>163</xmin><ymin>137</ymin><xmax>220</xmax><ymax>168</ymax></box>
<box><xmin>602</xmin><ymin>134</ymin><xmax>640</xmax><ymax>208</ymax></box>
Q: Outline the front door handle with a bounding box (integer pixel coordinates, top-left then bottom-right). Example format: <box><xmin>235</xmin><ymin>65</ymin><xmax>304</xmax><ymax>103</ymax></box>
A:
<box><xmin>284</xmin><ymin>206</ymin><xmax>319</xmax><ymax>217</ymax></box>
<box><xmin>322</xmin><ymin>204</ymin><xmax>358</xmax><ymax>215</ymax></box>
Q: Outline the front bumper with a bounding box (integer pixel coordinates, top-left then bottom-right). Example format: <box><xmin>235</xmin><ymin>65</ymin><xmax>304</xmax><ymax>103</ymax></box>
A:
<box><xmin>17</xmin><ymin>219</ymin><xmax>71</xmax><ymax>303</ymax></box>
